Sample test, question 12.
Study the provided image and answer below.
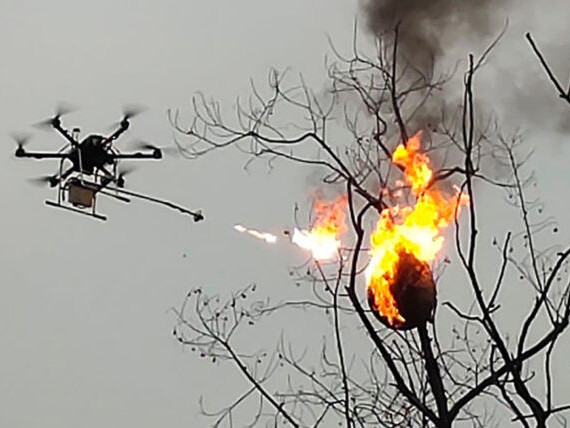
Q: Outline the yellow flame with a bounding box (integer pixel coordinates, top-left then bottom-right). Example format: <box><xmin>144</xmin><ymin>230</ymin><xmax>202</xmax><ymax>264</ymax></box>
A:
<box><xmin>366</xmin><ymin>133</ymin><xmax>469</xmax><ymax>325</ymax></box>
<box><xmin>292</xmin><ymin>227</ymin><xmax>341</xmax><ymax>260</ymax></box>
<box><xmin>392</xmin><ymin>134</ymin><xmax>433</xmax><ymax>193</ymax></box>
<box><xmin>291</xmin><ymin>196</ymin><xmax>347</xmax><ymax>260</ymax></box>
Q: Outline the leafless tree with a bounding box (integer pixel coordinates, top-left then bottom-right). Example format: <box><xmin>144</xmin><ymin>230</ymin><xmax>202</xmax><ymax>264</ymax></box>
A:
<box><xmin>169</xmin><ymin>27</ymin><xmax>570</xmax><ymax>427</ymax></box>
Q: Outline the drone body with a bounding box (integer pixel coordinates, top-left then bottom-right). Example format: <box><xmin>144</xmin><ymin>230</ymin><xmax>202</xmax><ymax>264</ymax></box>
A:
<box><xmin>14</xmin><ymin>107</ymin><xmax>203</xmax><ymax>222</ymax></box>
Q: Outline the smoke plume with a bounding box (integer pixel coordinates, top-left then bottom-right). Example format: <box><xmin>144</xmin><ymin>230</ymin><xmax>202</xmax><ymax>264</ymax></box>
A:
<box><xmin>359</xmin><ymin>0</ymin><xmax>570</xmax><ymax>136</ymax></box>
<box><xmin>361</xmin><ymin>0</ymin><xmax>511</xmax><ymax>72</ymax></box>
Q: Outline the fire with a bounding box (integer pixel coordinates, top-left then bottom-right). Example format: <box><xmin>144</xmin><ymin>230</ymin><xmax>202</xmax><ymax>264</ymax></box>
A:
<box><xmin>366</xmin><ymin>133</ymin><xmax>469</xmax><ymax>326</ymax></box>
<box><xmin>234</xmin><ymin>224</ymin><xmax>277</xmax><ymax>244</ymax></box>
<box><xmin>292</xmin><ymin>196</ymin><xmax>347</xmax><ymax>260</ymax></box>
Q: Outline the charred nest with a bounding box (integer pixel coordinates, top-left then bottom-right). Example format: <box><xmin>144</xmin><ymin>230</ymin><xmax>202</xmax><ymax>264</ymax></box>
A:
<box><xmin>368</xmin><ymin>250</ymin><xmax>436</xmax><ymax>330</ymax></box>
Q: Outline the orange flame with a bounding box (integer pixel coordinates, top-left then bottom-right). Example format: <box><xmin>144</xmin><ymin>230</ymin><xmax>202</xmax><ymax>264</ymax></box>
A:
<box><xmin>292</xmin><ymin>196</ymin><xmax>347</xmax><ymax>260</ymax></box>
<box><xmin>366</xmin><ymin>133</ymin><xmax>469</xmax><ymax>325</ymax></box>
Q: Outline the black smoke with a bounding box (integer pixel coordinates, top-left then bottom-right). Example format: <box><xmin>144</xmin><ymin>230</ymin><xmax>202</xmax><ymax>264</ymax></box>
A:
<box><xmin>359</xmin><ymin>0</ymin><xmax>570</xmax><ymax>136</ymax></box>
<box><xmin>361</xmin><ymin>0</ymin><xmax>512</xmax><ymax>72</ymax></box>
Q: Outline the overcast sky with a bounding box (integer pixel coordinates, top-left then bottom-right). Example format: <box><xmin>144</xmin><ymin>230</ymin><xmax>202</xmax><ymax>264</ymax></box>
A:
<box><xmin>1</xmin><ymin>1</ymin><xmax>569</xmax><ymax>427</ymax></box>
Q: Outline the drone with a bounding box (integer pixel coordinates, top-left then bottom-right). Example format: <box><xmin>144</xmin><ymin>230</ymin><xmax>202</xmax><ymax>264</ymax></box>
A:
<box><xmin>14</xmin><ymin>105</ymin><xmax>203</xmax><ymax>222</ymax></box>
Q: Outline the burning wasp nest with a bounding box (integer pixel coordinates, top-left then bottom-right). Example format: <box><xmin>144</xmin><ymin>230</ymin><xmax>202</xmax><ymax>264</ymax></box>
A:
<box><xmin>368</xmin><ymin>249</ymin><xmax>436</xmax><ymax>330</ymax></box>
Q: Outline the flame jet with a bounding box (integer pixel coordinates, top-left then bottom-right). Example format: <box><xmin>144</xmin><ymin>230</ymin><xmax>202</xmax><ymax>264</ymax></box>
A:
<box><xmin>292</xmin><ymin>196</ymin><xmax>348</xmax><ymax>261</ymax></box>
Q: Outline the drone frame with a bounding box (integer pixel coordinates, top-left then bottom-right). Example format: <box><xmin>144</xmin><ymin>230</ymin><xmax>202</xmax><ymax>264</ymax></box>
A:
<box><xmin>16</xmin><ymin>113</ymin><xmax>161</xmax><ymax>220</ymax></box>
<box><xmin>15</xmin><ymin>110</ymin><xmax>204</xmax><ymax>222</ymax></box>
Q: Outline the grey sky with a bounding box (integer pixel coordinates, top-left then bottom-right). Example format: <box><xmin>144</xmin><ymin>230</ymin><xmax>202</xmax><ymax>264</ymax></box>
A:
<box><xmin>1</xmin><ymin>1</ymin><xmax>569</xmax><ymax>427</ymax></box>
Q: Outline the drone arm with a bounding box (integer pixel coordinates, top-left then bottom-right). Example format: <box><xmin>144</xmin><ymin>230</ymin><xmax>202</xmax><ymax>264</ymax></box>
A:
<box><xmin>104</xmin><ymin>120</ymin><xmax>130</xmax><ymax>145</ymax></box>
<box><xmin>111</xmin><ymin>150</ymin><xmax>162</xmax><ymax>159</ymax></box>
<box><xmin>16</xmin><ymin>151</ymin><xmax>69</xmax><ymax>159</ymax></box>
<box><xmin>52</xmin><ymin>121</ymin><xmax>79</xmax><ymax>147</ymax></box>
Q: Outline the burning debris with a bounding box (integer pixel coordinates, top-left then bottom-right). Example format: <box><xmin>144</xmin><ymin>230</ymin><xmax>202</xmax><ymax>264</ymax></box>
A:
<box><xmin>366</xmin><ymin>133</ymin><xmax>469</xmax><ymax>329</ymax></box>
<box><xmin>291</xmin><ymin>196</ymin><xmax>347</xmax><ymax>261</ymax></box>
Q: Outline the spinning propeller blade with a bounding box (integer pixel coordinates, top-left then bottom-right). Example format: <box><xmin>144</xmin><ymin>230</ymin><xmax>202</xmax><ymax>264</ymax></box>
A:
<box><xmin>54</xmin><ymin>102</ymin><xmax>77</xmax><ymax>117</ymax></box>
<box><xmin>12</xmin><ymin>132</ymin><xmax>32</xmax><ymax>157</ymax></box>
<box><xmin>11</xmin><ymin>132</ymin><xmax>31</xmax><ymax>148</ymax></box>
<box><xmin>116</xmin><ymin>164</ymin><xmax>137</xmax><ymax>187</ymax></box>
<box><xmin>118</xmin><ymin>164</ymin><xmax>137</xmax><ymax>178</ymax></box>
<box><xmin>106</xmin><ymin>104</ymin><xmax>148</xmax><ymax>131</ymax></box>
<box><xmin>33</xmin><ymin>102</ymin><xmax>78</xmax><ymax>130</ymax></box>
<box><xmin>27</xmin><ymin>175</ymin><xmax>57</xmax><ymax>187</ymax></box>
<box><xmin>131</xmin><ymin>139</ymin><xmax>178</xmax><ymax>156</ymax></box>
<box><xmin>122</xmin><ymin>104</ymin><xmax>147</xmax><ymax>120</ymax></box>
<box><xmin>132</xmin><ymin>140</ymin><xmax>158</xmax><ymax>151</ymax></box>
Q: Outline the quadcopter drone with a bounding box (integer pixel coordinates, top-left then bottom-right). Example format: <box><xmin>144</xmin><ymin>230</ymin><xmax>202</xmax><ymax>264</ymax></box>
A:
<box><xmin>14</xmin><ymin>105</ymin><xmax>203</xmax><ymax>222</ymax></box>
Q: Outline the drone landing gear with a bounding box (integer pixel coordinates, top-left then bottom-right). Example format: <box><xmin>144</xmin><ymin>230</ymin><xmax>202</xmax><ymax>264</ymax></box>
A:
<box><xmin>45</xmin><ymin>200</ymin><xmax>107</xmax><ymax>221</ymax></box>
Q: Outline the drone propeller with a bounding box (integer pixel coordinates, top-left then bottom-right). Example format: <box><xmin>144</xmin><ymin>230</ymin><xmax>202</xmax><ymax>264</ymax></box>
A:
<box><xmin>132</xmin><ymin>140</ymin><xmax>157</xmax><ymax>151</ymax></box>
<box><xmin>118</xmin><ymin>164</ymin><xmax>137</xmax><ymax>177</ymax></box>
<box><xmin>106</xmin><ymin>104</ymin><xmax>147</xmax><ymax>132</ymax></box>
<box><xmin>11</xmin><ymin>132</ymin><xmax>32</xmax><ymax>157</ymax></box>
<box><xmin>27</xmin><ymin>175</ymin><xmax>58</xmax><ymax>187</ymax></box>
<box><xmin>11</xmin><ymin>132</ymin><xmax>31</xmax><ymax>147</ymax></box>
<box><xmin>116</xmin><ymin>164</ymin><xmax>137</xmax><ymax>188</ymax></box>
<box><xmin>54</xmin><ymin>102</ymin><xmax>77</xmax><ymax>117</ymax></box>
<box><xmin>122</xmin><ymin>104</ymin><xmax>147</xmax><ymax>120</ymax></box>
<box><xmin>33</xmin><ymin>102</ymin><xmax>78</xmax><ymax>130</ymax></box>
<box><xmin>131</xmin><ymin>139</ymin><xmax>177</xmax><ymax>156</ymax></box>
